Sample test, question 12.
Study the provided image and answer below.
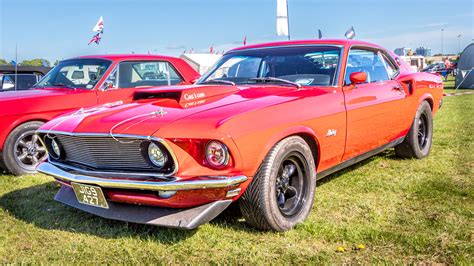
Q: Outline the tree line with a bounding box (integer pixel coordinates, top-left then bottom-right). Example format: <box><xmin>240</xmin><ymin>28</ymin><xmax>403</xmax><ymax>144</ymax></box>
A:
<box><xmin>0</xmin><ymin>58</ymin><xmax>59</xmax><ymax>67</ymax></box>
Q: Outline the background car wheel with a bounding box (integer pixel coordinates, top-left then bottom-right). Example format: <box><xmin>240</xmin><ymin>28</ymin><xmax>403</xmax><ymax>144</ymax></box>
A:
<box><xmin>395</xmin><ymin>101</ymin><xmax>433</xmax><ymax>159</ymax></box>
<box><xmin>239</xmin><ymin>136</ymin><xmax>316</xmax><ymax>231</ymax></box>
<box><xmin>2</xmin><ymin>121</ymin><xmax>46</xmax><ymax>176</ymax></box>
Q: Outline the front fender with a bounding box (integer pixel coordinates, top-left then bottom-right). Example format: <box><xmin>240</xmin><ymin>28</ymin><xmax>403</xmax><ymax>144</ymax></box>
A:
<box><xmin>248</xmin><ymin>125</ymin><xmax>320</xmax><ymax>177</ymax></box>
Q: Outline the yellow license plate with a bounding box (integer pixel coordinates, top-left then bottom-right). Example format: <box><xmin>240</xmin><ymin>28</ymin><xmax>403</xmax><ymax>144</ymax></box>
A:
<box><xmin>71</xmin><ymin>183</ymin><xmax>109</xmax><ymax>209</ymax></box>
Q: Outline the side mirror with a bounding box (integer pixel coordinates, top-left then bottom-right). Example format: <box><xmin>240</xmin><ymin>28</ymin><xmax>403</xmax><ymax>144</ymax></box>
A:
<box><xmin>100</xmin><ymin>81</ymin><xmax>114</xmax><ymax>91</ymax></box>
<box><xmin>349</xmin><ymin>72</ymin><xmax>367</xmax><ymax>84</ymax></box>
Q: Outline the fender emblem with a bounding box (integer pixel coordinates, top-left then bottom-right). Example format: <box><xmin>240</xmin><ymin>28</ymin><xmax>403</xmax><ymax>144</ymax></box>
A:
<box><xmin>153</xmin><ymin>107</ymin><xmax>168</xmax><ymax>118</ymax></box>
<box><xmin>325</xmin><ymin>129</ymin><xmax>337</xmax><ymax>137</ymax></box>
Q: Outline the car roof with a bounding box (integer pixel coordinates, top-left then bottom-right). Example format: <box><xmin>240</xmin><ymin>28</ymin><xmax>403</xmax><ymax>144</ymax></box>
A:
<box><xmin>72</xmin><ymin>54</ymin><xmax>180</xmax><ymax>61</ymax></box>
<box><xmin>228</xmin><ymin>39</ymin><xmax>385</xmax><ymax>53</ymax></box>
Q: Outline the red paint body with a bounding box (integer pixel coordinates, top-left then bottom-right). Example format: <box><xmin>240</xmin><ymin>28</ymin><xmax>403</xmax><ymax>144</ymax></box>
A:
<box><xmin>0</xmin><ymin>55</ymin><xmax>200</xmax><ymax>152</ymax></box>
<box><xmin>40</xmin><ymin>40</ymin><xmax>444</xmax><ymax>208</ymax></box>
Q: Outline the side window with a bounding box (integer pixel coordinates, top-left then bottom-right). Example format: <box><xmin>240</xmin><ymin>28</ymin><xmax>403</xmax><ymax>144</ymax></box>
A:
<box><xmin>103</xmin><ymin>67</ymin><xmax>118</xmax><ymax>89</ymax></box>
<box><xmin>117</xmin><ymin>61</ymin><xmax>183</xmax><ymax>88</ymax></box>
<box><xmin>2</xmin><ymin>75</ymin><xmax>15</xmax><ymax>90</ymax></box>
<box><xmin>344</xmin><ymin>49</ymin><xmax>390</xmax><ymax>84</ymax></box>
<box><xmin>380</xmin><ymin>53</ymin><xmax>399</xmax><ymax>78</ymax></box>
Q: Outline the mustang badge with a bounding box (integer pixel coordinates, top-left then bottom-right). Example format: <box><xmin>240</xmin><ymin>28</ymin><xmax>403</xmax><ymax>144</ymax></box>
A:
<box><xmin>325</xmin><ymin>129</ymin><xmax>337</xmax><ymax>137</ymax></box>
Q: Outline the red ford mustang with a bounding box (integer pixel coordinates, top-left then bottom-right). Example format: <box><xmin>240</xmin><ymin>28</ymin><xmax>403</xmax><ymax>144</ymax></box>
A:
<box><xmin>0</xmin><ymin>55</ymin><xmax>199</xmax><ymax>175</ymax></box>
<box><xmin>37</xmin><ymin>40</ymin><xmax>443</xmax><ymax>231</ymax></box>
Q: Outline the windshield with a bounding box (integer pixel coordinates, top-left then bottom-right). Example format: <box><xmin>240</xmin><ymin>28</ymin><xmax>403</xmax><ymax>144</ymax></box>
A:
<box><xmin>35</xmin><ymin>59</ymin><xmax>111</xmax><ymax>89</ymax></box>
<box><xmin>198</xmin><ymin>46</ymin><xmax>342</xmax><ymax>86</ymax></box>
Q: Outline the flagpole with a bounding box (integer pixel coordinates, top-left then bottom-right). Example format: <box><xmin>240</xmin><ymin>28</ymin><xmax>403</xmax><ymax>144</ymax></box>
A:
<box><xmin>15</xmin><ymin>44</ymin><xmax>18</xmax><ymax>91</ymax></box>
<box><xmin>286</xmin><ymin>0</ymin><xmax>290</xmax><ymax>40</ymax></box>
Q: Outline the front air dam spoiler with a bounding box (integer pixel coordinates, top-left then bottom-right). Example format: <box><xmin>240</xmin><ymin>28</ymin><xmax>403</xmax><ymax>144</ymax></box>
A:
<box><xmin>55</xmin><ymin>186</ymin><xmax>232</xmax><ymax>229</ymax></box>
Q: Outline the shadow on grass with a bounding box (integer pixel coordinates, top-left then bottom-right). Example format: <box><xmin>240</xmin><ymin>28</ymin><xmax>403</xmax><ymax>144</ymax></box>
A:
<box><xmin>0</xmin><ymin>182</ymin><xmax>201</xmax><ymax>243</ymax></box>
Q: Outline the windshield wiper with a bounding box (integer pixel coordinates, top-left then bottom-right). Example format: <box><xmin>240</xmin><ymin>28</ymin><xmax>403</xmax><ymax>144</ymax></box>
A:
<box><xmin>201</xmin><ymin>79</ymin><xmax>236</xmax><ymax>86</ymax></box>
<box><xmin>50</xmin><ymin>83</ymin><xmax>76</xmax><ymax>89</ymax></box>
<box><xmin>249</xmin><ymin>77</ymin><xmax>301</xmax><ymax>89</ymax></box>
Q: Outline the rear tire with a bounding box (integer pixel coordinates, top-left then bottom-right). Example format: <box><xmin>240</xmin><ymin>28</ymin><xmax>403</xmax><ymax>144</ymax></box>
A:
<box><xmin>2</xmin><ymin>121</ymin><xmax>46</xmax><ymax>176</ymax></box>
<box><xmin>395</xmin><ymin>101</ymin><xmax>433</xmax><ymax>159</ymax></box>
<box><xmin>239</xmin><ymin>136</ymin><xmax>316</xmax><ymax>231</ymax></box>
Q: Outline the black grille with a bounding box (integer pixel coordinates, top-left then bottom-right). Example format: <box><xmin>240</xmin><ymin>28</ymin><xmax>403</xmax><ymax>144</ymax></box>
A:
<box><xmin>43</xmin><ymin>134</ymin><xmax>174</xmax><ymax>174</ymax></box>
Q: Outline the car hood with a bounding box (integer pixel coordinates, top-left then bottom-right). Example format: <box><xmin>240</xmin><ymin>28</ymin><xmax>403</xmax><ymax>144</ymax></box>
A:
<box><xmin>40</xmin><ymin>84</ymin><xmax>300</xmax><ymax>137</ymax></box>
<box><xmin>0</xmin><ymin>88</ymin><xmax>72</xmax><ymax>101</ymax></box>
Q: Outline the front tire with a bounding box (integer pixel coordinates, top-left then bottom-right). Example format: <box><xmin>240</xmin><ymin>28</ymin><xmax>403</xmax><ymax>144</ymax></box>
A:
<box><xmin>2</xmin><ymin>121</ymin><xmax>47</xmax><ymax>176</ymax></box>
<box><xmin>395</xmin><ymin>101</ymin><xmax>433</xmax><ymax>159</ymax></box>
<box><xmin>239</xmin><ymin>136</ymin><xmax>316</xmax><ymax>231</ymax></box>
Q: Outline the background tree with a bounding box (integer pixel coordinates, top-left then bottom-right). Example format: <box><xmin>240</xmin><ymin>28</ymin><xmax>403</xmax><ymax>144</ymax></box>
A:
<box><xmin>19</xmin><ymin>58</ymin><xmax>51</xmax><ymax>67</ymax></box>
<box><xmin>0</xmin><ymin>59</ymin><xmax>10</xmax><ymax>65</ymax></box>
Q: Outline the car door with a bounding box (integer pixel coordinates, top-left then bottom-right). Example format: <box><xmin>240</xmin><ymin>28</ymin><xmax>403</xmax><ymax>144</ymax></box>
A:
<box><xmin>97</xmin><ymin>60</ymin><xmax>185</xmax><ymax>104</ymax></box>
<box><xmin>342</xmin><ymin>47</ymin><xmax>407</xmax><ymax>161</ymax></box>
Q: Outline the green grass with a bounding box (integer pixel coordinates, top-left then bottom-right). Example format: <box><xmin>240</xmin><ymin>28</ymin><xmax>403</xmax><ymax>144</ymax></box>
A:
<box><xmin>443</xmin><ymin>75</ymin><xmax>474</xmax><ymax>94</ymax></box>
<box><xmin>0</xmin><ymin>95</ymin><xmax>473</xmax><ymax>264</ymax></box>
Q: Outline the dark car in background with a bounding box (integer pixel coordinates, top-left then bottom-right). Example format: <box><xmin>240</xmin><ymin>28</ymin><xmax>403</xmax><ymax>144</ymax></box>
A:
<box><xmin>0</xmin><ymin>66</ymin><xmax>52</xmax><ymax>92</ymax></box>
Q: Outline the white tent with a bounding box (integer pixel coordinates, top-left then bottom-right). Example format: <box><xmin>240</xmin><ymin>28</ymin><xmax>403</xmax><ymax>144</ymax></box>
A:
<box><xmin>180</xmin><ymin>54</ymin><xmax>222</xmax><ymax>75</ymax></box>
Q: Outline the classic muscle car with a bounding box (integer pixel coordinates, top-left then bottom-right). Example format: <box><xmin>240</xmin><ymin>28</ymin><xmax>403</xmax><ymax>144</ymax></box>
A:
<box><xmin>0</xmin><ymin>55</ymin><xmax>199</xmax><ymax>175</ymax></box>
<box><xmin>37</xmin><ymin>40</ymin><xmax>443</xmax><ymax>231</ymax></box>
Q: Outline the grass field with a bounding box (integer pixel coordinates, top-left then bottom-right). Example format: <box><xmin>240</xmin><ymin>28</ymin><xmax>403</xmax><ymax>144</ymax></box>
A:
<box><xmin>443</xmin><ymin>75</ymin><xmax>474</xmax><ymax>94</ymax></box>
<box><xmin>0</xmin><ymin>94</ymin><xmax>472</xmax><ymax>263</ymax></box>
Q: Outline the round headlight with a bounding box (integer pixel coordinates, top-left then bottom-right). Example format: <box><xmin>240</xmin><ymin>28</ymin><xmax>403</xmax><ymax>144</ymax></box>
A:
<box><xmin>148</xmin><ymin>142</ymin><xmax>167</xmax><ymax>168</ymax></box>
<box><xmin>205</xmin><ymin>141</ymin><xmax>230</xmax><ymax>168</ymax></box>
<box><xmin>50</xmin><ymin>139</ymin><xmax>61</xmax><ymax>158</ymax></box>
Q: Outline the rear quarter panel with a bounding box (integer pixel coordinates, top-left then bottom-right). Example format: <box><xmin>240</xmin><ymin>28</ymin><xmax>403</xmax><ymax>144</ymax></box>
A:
<box><xmin>397</xmin><ymin>72</ymin><xmax>443</xmax><ymax>121</ymax></box>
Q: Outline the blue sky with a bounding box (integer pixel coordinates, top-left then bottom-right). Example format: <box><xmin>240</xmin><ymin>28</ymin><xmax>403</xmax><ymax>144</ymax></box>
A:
<box><xmin>1</xmin><ymin>0</ymin><xmax>472</xmax><ymax>62</ymax></box>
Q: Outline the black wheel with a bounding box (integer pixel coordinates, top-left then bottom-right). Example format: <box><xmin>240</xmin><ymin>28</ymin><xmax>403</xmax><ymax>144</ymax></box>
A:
<box><xmin>395</xmin><ymin>101</ymin><xmax>433</xmax><ymax>159</ymax></box>
<box><xmin>239</xmin><ymin>136</ymin><xmax>316</xmax><ymax>231</ymax></box>
<box><xmin>2</xmin><ymin>121</ymin><xmax>47</xmax><ymax>175</ymax></box>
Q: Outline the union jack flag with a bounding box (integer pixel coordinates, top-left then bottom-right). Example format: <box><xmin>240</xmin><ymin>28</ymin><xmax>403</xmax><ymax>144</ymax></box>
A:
<box><xmin>88</xmin><ymin>32</ymin><xmax>102</xmax><ymax>45</ymax></box>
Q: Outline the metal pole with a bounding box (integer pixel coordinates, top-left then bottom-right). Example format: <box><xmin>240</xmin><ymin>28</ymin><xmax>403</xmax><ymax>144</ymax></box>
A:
<box><xmin>14</xmin><ymin>44</ymin><xmax>18</xmax><ymax>91</ymax></box>
<box><xmin>441</xmin><ymin>28</ymin><xmax>444</xmax><ymax>55</ymax></box>
<box><xmin>287</xmin><ymin>0</ymin><xmax>290</xmax><ymax>40</ymax></box>
<box><xmin>458</xmin><ymin>35</ymin><xmax>461</xmax><ymax>54</ymax></box>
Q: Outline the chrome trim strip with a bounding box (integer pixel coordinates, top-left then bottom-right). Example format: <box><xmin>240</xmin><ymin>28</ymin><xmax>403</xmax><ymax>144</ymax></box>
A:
<box><xmin>38</xmin><ymin>162</ymin><xmax>248</xmax><ymax>191</ymax></box>
<box><xmin>50</xmin><ymin>161</ymin><xmax>174</xmax><ymax>180</ymax></box>
<box><xmin>37</xmin><ymin>130</ymin><xmax>179</xmax><ymax>177</ymax></box>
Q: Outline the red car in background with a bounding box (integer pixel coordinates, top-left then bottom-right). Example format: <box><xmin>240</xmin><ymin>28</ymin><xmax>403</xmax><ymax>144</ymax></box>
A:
<box><xmin>0</xmin><ymin>54</ymin><xmax>200</xmax><ymax>175</ymax></box>
<box><xmin>37</xmin><ymin>40</ymin><xmax>443</xmax><ymax>231</ymax></box>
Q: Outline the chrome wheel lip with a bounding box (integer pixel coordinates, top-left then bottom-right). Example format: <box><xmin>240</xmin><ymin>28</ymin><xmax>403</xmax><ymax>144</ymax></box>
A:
<box><xmin>275</xmin><ymin>152</ymin><xmax>308</xmax><ymax>218</ymax></box>
<box><xmin>13</xmin><ymin>131</ymin><xmax>47</xmax><ymax>171</ymax></box>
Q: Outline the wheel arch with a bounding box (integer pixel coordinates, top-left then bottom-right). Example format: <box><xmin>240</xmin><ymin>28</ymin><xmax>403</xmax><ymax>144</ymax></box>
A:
<box><xmin>419</xmin><ymin>93</ymin><xmax>434</xmax><ymax>110</ymax></box>
<box><xmin>258</xmin><ymin>126</ymin><xmax>321</xmax><ymax>172</ymax></box>
<box><xmin>0</xmin><ymin>116</ymin><xmax>49</xmax><ymax>151</ymax></box>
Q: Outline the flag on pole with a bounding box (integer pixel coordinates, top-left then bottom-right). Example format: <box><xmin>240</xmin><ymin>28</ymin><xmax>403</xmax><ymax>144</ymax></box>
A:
<box><xmin>276</xmin><ymin>0</ymin><xmax>289</xmax><ymax>37</ymax></box>
<box><xmin>344</xmin><ymin>26</ymin><xmax>356</xmax><ymax>39</ymax></box>
<box><xmin>318</xmin><ymin>29</ymin><xmax>323</xmax><ymax>39</ymax></box>
<box><xmin>243</xmin><ymin>36</ymin><xmax>247</xmax><ymax>46</ymax></box>
<box><xmin>88</xmin><ymin>32</ymin><xmax>102</xmax><ymax>45</ymax></box>
<box><xmin>89</xmin><ymin>16</ymin><xmax>104</xmax><ymax>45</ymax></box>
<box><xmin>92</xmin><ymin>16</ymin><xmax>104</xmax><ymax>32</ymax></box>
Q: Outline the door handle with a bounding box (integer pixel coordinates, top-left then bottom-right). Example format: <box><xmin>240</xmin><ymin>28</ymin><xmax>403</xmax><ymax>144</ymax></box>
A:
<box><xmin>392</xmin><ymin>85</ymin><xmax>404</xmax><ymax>91</ymax></box>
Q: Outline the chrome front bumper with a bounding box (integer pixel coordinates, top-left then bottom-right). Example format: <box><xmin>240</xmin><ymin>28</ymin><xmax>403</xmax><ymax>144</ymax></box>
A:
<box><xmin>37</xmin><ymin>162</ymin><xmax>248</xmax><ymax>191</ymax></box>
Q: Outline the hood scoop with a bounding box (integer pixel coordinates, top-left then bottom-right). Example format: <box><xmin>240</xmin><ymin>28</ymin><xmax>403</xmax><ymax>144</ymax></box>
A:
<box><xmin>133</xmin><ymin>85</ymin><xmax>239</xmax><ymax>107</ymax></box>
